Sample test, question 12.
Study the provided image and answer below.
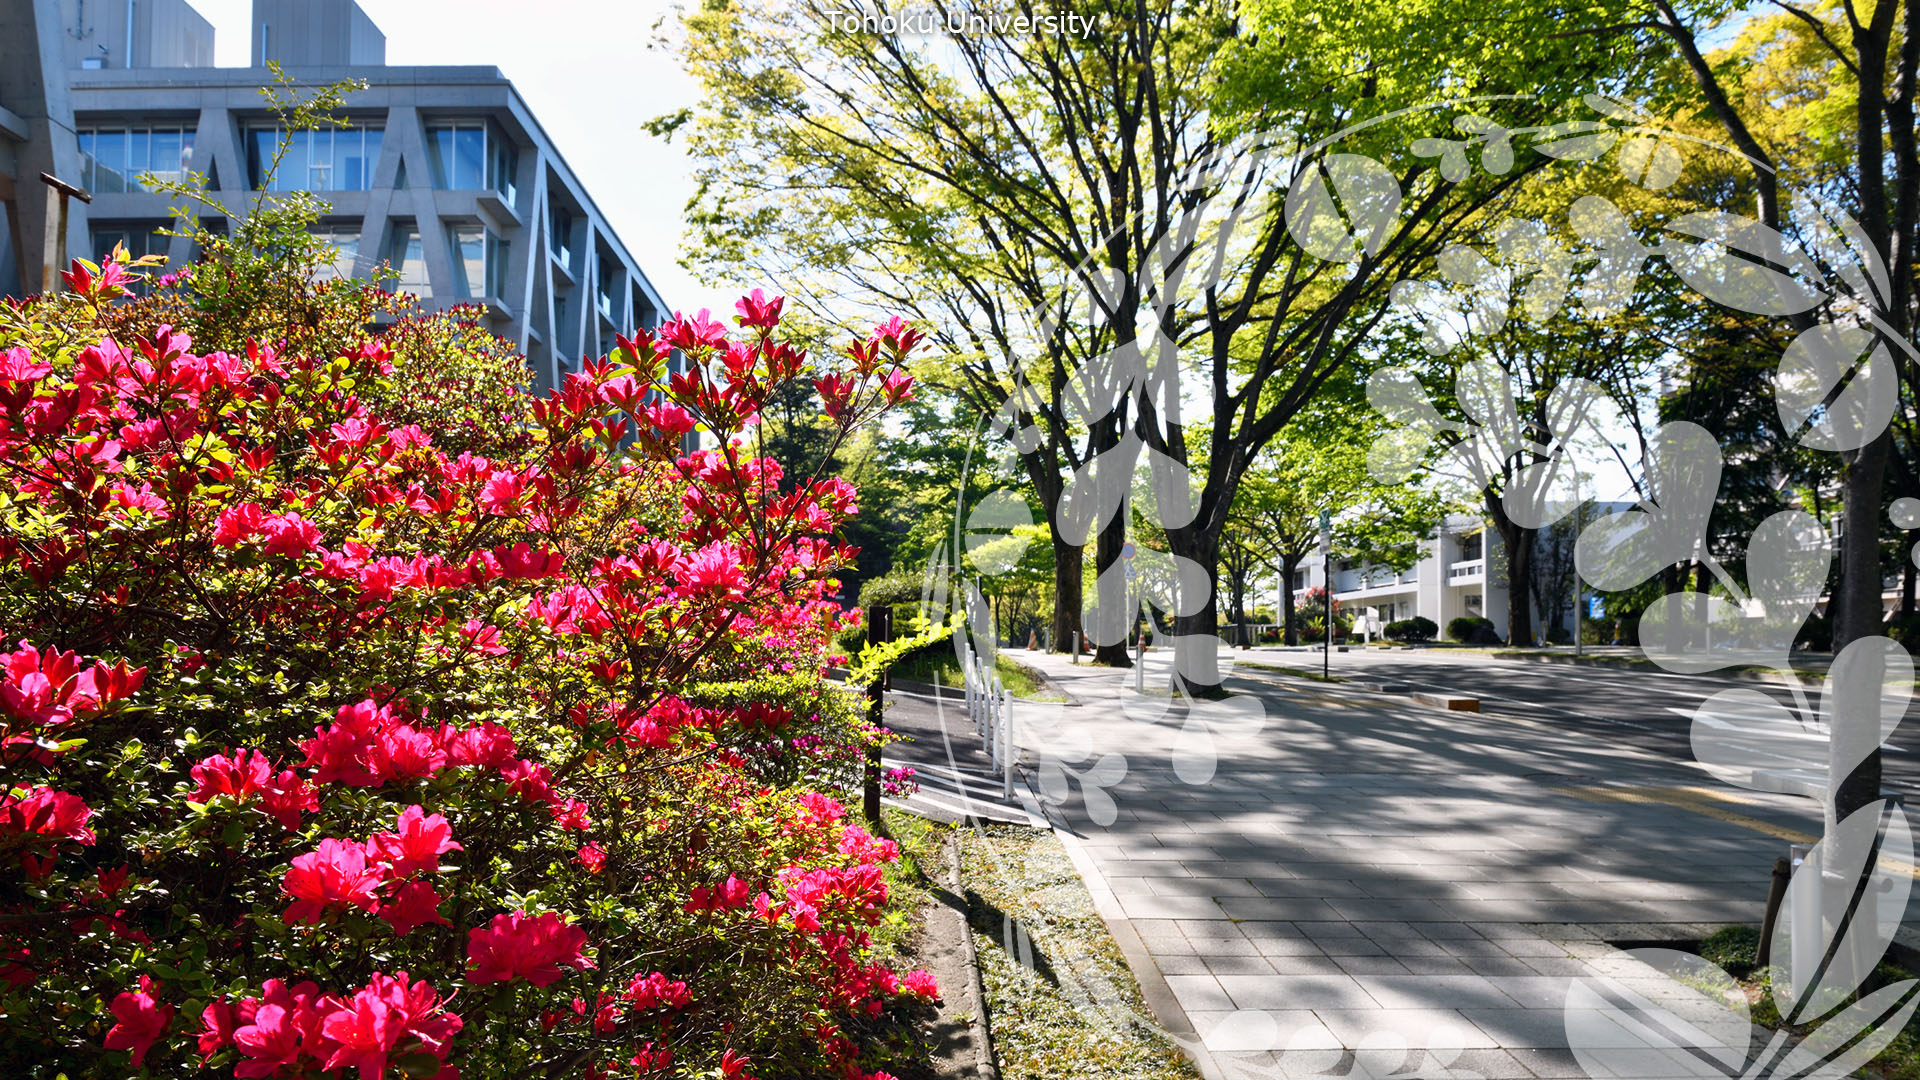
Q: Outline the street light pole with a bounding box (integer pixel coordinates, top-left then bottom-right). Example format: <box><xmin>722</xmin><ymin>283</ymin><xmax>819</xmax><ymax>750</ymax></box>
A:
<box><xmin>1319</xmin><ymin>510</ymin><xmax>1332</xmax><ymax>681</ymax></box>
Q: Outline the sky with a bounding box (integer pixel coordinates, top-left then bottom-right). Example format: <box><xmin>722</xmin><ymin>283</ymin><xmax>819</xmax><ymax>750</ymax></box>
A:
<box><xmin>186</xmin><ymin>0</ymin><xmax>744</xmax><ymax>321</ymax></box>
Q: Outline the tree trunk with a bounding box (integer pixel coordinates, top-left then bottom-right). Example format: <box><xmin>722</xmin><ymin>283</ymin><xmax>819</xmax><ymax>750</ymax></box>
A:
<box><xmin>1902</xmin><ymin>539</ymin><xmax>1915</xmax><ymax>620</ymax></box>
<box><xmin>1281</xmin><ymin>554</ymin><xmax>1301</xmax><ymax>645</ymax></box>
<box><xmin>1165</xmin><ymin>525</ymin><xmax>1223</xmax><ymax>695</ymax></box>
<box><xmin>1049</xmin><ymin>531</ymin><xmax>1083</xmax><ymax>654</ymax></box>
<box><xmin>1832</xmin><ymin>432</ymin><xmax>1892</xmax><ymax>821</ymax></box>
<box><xmin>1488</xmin><ymin>492</ymin><xmax>1534</xmax><ymax>647</ymax></box>
<box><xmin>1092</xmin><ymin>509</ymin><xmax>1132</xmax><ymax>666</ymax></box>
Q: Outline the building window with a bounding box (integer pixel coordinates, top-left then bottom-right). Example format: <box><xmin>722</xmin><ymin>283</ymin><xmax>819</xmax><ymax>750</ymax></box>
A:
<box><xmin>488</xmin><ymin>136</ymin><xmax>519</xmax><ymax>203</ymax></box>
<box><xmin>486</xmin><ymin>233</ymin><xmax>510</xmax><ymax>299</ymax></box>
<box><xmin>550</xmin><ymin>203</ymin><xmax>574</xmax><ymax>273</ymax></box>
<box><xmin>595</xmin><ymin>257</ymin><xmax>616</xmax><ymax>320</ymax></box>
<box><xmin>87</xmin><ymin>224</ymin><xmax>170</xmax><ymax>291</ymax></box>
<box><xmin>1460</xmin><ymin>532</ymin><xmax>1483</xmax><ymax>561</ymax></box>
<box><xmin>248</xmin><ymin>126</ymin><xmax>383</xmax><ymax>191</ymax></box>
<box><xmin>447</xmin><ymin>225</ymin><xmax>511</xmax><ymax>299</ymax></box>
<box><xmin>428</xmin><ymin>122</ymin><xmax>514</xmax><ymax>197</ymax></box>
<box><xmin>312</xmin><ymin>225</ymin><xmax>360</xmax><ymax>281</ymax></box>
<box><xmin>386</xmin><ymin>225</ymin><xmax>431</xmax><ymax>298</ymax></box>
<box><xmin>77</xmin><ymin>127</ymin><xmax>196</xmax><ymax>193</ymax></box>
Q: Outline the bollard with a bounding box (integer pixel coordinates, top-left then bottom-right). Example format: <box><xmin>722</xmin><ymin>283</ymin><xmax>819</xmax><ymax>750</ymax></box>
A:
<box><xmin>1134</xmin><ymin>633</ymin><xmax>1145</xmax><ymax>692</ymax></box>
<box><xmin>1002</xmin><ymin>686</ymin><xmax>1015</xmax><ymax>799</ymax></box>
<box><xmin>1789</xmin><ymin>843</ymin><xmax>1818</xmax><ymax>990</ymax></box>
<box><xmin>1072</xmin><ymin>630</ymin><xmax>1080</xmax><ymax>664</ymax></box>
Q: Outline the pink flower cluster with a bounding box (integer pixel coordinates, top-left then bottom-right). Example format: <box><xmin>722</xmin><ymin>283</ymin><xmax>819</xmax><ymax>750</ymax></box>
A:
<box><xmin>466</xmin><ymin>910</ymin><xmax>595</xmax><ymax>987</ymax></box>
<box><xmin>194</xmin><ymin>972</ymin><xmax>460</xmax><ymax>1079</ymax></box>
<box><xmin>300</xmin><ymin>698</ymin><xmax>518</xmax><ymax>789</ymax></box>
<box><xmin>282</xmin><ymin>805</ymin><xmax>458</xmax><ymax>934</ymax></box>
<box><xmin>188</xmin><ymin>748</ymin><xmax>318</xmax><ymax>830</ymax></box>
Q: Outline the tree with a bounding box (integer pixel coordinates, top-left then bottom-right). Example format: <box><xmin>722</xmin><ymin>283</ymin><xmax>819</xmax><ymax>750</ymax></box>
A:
<box><xmin>669</xmin><ymin>0</ymin><xmax>1637</xmax><ymax>688</ymax></box>
<box><xmin>1231</xmin><ymin>403</ymin><xmax>1448</xmax><ymax>645</ymax></box>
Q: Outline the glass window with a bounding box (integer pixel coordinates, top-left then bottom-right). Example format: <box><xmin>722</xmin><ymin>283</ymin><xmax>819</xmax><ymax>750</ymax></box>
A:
<box><xmin>126</xmin><ymin>130</ymin><xmax>150</xmax><ymax>180</ymax></box>
<box><xmin>428</xmin><ymin>123</ymin><xmax>494</xmax><ymax>190</ymax></box>
<box><xmin>454</xmin><ymin>128</ymin><xmax>485</xmax><ymax>190</ymax></box>
<box><xmin>280</xmin><ymin>130</ymin><xmax>310</xmax><ymax>193</ymax></box>
<box><xmin>488</xmin><ymin>135</ymin><xmax>518</xmax><ymax>201</ymax></box>
<box><xmin>310</xmin><ymin>130</ymin><xmax>336</xmax><ymax>191</ymax></box>
<box><xmin>596</xmin><ymin>257</ymin><xmax>616</xmax><ymax>320</ymax></box>
<box><xmin>550</xmin><ymin>204</ymin><xmax>573</xmax><ymax>272</ymax></box>
<box><xmin>149</xmin><ymin>131</ymin><xmax>181</xmax><ymax>186</ymax></box>
<box><xmin>314</xmin><ymin>226</ymin><xmax>359</xmax><ymax>282</ymax></box>
<box><xmin>449</xmin><ymin>225</ymin><xmax>485</xmax><ymax>298</ymax></box>
<box><xmin>388</xmin><ymin>225</ymin><xmax>431</xmax><ymax>298</ymax></box>
<box><xmin>486</xmin><ymin>233</ymin><xmax>510</xmax><ymax>298</ymax></box>
<box><xmin>430</xmin><ymin>127</ymin><xmax>455</xmax><ymax>188</ymax></box>
<box><xmin>77</xmin><ymin>127</ymin><xmax>197</xmax><ymax>193</ymax></box>
<box><xmin>91</xmin><ymin>130</ymin><xmax>126</xmax><ymax>194</ymax></box>
<box><xmin>342</xmin><ymin>128</ymin><xmax>381</xmax><ymax>191</ymax></box>
<box><xmin>248</xmin><ymin>126</ymin><xmax>382</xmax><ymax>191</ymax></box>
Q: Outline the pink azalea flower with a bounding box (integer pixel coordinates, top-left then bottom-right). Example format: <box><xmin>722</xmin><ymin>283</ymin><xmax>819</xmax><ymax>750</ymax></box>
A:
<box><xmin>466</xmin><ymin>911</ymin><xmax>595</xmax><ymax>987</ymax></box>
<box><xmin>367</xmin><ymin>805</ymin><xmax>461</xmax><ymax>877</ymax></box>
<box><xmin>282</xmin><ymin>838</ymin><xmax>383</xmax><ymax>924</ymax></box>
<box><xmin>377</xmin><ymin>880</ymin><xmax>451</xmax><ymax>936</ymax></box>
<box><xmin>103</xmin><ymin>975</ymin><xmax>172</xmax><ymax>1066</ymax></box>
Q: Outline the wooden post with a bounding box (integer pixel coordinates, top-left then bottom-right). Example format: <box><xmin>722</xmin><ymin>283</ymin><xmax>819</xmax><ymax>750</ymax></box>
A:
<box><xmin>863</xmin><ymin>603</ymin><xmax>891</xmax><ymax>828</ymax></box>
<box><xmin>38</xmin><ymin>173</ymin><xmax>91</xmax><ymax>295</ymax></box>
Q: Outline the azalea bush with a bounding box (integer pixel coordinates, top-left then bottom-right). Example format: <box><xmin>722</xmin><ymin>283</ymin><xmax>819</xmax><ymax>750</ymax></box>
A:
<box><xmin>0</xmin><ymin>249</ymin><xmax>933</xmax><ymax>1079</ymax></box>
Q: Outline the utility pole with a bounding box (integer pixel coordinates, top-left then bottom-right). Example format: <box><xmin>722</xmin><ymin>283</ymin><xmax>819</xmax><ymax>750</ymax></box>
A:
<box><xmin>1319</xmin><ymin>510</ymin><xmax>1332</xmax><ymax>681</ymax></box>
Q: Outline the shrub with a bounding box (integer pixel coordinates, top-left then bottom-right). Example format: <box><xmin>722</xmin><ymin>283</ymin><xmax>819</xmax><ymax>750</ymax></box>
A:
<box><xmin>0</xmin><ymin>252</ymin><xmax>934</xmax><ymax>1078</ymax></box>
<box><xmin>1446</xmin><ymin>616</ymin><xmax>1500</xmax><ymax>644</ymax></box>
<box><xmin>1885</xmin><ymin>613</ymin><xmax>1920</xmax><ymax>650</ymax></box>
<box><xmin>1384</xmin><ymin>616</ymin><xmax>1437</xmax><ymax>644</ymax></box>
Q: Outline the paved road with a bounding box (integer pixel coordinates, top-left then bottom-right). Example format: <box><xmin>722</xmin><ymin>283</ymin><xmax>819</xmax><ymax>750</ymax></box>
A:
<box><xmin>1247</xmin><ymin>646</ymin><xmax>1920</xmax><ymax>799</ymax></box>
<box><xmin>971</xmin><ymin>648</ymin><xmax>1920</xmax><ymax>1079</ymax></box>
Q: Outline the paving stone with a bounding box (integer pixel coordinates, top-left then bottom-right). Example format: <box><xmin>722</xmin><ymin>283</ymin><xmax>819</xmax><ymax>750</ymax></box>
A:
<box><xmin>1431</xmin><ymin>1047</ymin><xmax>1539</xmax><ymax>1078</ymax></box>
<box><xmin>1265</xmin><ymin>953</ymin><xmax>1349</xmax><ymax>975</ymax></box>
<box><xmin>1164</xmin><ymin>973</ymin><xmax>1235</xmax><ymax>1012</ymax></box>
<box><xmin>1219</xmin><ymin>974</ymin><xmax>1377</xmax><ymax>1011</ymax></box>
<box><xmin>1464</xmin><ymin>1008</ymin><xmax>1656</xmax><ymax>1049</ymax></box>
<box><xmin>1399</xmin><ymin>954</ymin><xmax>1480</xmax><ymax>976</ymax></box>
<box><xmin>1462</xmin><ymin>955</ymin><xmax>1544</xmax><ymax>977</ymax></box>
<box><xmin>1333</xmin><ymin>954</ymin><xmax>1413</xmax><ymax>976</ymax></box>
<box><xmin>1311</xmin><ymin>1008</ymin><xmax>1498</xmax><ymax>1049</ymax></box>
<box><xmin>1356</xmin><ymin>974</ymin><xmax>1525</xmax><ymax>1011</ymax></box>
<box><xmin>1521</xmin><ymin>956</ymin><xmax>1595</xmax><ymax>977</ymax></box>
<box><xmin>1120</xmin><ymin>895</ymin><xmax>1228</xmax><ymax>920</ymax></box>
<box><xmin>1205</xmin><ymin>954</ymin><xmax>1279</xmax><ymax>976</ymax></box>
<box><xmin>1189</xmin><ymin>1009</ymin><xmax>1328</xmax><ymax>1052</ymax></box>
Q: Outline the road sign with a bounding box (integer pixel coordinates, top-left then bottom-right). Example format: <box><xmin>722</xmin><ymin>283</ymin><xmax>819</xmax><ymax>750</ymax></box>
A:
<box><xmin>1122</xmin><ymin>542</ymin><xmax>1136</xmax><ymax>560</ymax></box>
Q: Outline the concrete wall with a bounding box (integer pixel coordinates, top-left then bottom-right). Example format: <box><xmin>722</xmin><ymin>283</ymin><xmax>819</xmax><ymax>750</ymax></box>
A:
<box><xmin>252</xmin><ymin>0</ymin><xmax>386</xmax><ymax>67</ymax></box>
<box><xmin>58</xmin><ymin>0</ymin><xmax>214</xmax><ymax>70</ymax></box>
<box><xmin>0</xmin><ymin>0</ymin><xmax>92</xmax><ymax>295</ymax></box>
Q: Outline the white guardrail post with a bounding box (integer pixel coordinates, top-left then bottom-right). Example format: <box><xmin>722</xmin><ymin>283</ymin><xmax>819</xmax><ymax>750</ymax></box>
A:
<box><xmin>1001</xmin><ymin>685</ymin><xmax>1014</xmax><ymax>799</ymax></box>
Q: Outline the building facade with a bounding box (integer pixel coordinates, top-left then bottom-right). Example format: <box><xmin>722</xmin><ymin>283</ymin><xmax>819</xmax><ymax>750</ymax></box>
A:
<box><xmin>3</xmin><ymin>0</ymin><xmax>672</xmax><ymax>398</ymax></box>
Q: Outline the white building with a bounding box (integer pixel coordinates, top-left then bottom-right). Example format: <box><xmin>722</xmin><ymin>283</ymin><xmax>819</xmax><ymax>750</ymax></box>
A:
<box><xmin>1286</xmin><ymin>513</ymin><xmax>1581</xmax><ymax>644</ymax></box>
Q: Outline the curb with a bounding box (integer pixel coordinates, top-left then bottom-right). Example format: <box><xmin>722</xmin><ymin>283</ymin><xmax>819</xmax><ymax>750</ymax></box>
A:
<box><xmin>946</xmin><ymin>831</ymin><xmax>1000</xmax><ymax>1080</ymax></box>
<box><xmin>1487</xmin><ymin>650</ymin><xmax>1831</xmax><ymax>682</ymax></box>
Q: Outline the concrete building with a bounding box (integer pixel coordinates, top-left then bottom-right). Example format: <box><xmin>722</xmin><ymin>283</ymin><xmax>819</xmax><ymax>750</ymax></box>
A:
<box><xmin>1</xmin><ymin>0</ymin><xmax>672</xmax><ymax>397</ymax></box>
<box><xmin>1284</xmin><ymin>513</ymin><xmax>1591</xmax><ymax>645</ymax></box>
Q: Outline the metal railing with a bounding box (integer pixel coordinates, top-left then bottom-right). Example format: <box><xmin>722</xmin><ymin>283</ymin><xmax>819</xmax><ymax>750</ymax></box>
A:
<box><xmin>957</xmin><ymin>637</ymin><xmax>1015</xmax><ymax>800</ymax></box>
